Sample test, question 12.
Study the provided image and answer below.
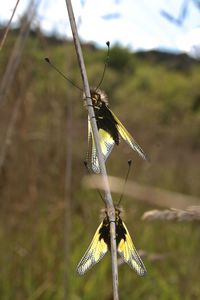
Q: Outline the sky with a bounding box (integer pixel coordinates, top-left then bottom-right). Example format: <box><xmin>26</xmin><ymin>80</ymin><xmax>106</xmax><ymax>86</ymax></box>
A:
<box><xmin>1</xmin><ymin>0</ymin><xmax>200</xmax><ymax>58</ymax></box>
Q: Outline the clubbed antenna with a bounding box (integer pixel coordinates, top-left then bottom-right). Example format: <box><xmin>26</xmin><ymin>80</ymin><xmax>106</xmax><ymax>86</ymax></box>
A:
<box><xmin>117</xmin><ymin>160</ymin><xmax>132</xmax><ymax>206</ymax></box>
<box><xmin>44</xmin><ymin>57</ymin><xmax>83</xmax><ymax>91</ymax></box>
<box><xmin>95</xmin><ymin>41</ymin><xmax>110</xmax><ymax>91</ymax></box>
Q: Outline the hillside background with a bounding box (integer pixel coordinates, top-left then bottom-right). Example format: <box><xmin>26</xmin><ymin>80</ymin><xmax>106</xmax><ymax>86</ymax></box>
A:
<box><xmin>0</xmin><ymin>27</ymin><xmax>200</xmax><ymax>299</ymax></box>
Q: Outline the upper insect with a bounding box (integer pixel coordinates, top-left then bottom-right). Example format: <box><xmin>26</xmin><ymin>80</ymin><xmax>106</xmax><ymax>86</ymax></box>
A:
<box><xmin>86</xmin><ymin>88</ymin><xmax>148</xmax><ymax>173</ymax></box>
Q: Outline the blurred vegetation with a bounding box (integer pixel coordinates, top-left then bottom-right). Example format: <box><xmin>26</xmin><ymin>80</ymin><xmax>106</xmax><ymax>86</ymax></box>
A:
<box><xmin>0</xmin><ymin>28</ymin><xmax>200</xmax><ymax>300</ymax></box>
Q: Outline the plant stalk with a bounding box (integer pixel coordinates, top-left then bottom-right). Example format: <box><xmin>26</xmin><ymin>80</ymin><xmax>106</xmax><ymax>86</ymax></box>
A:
<box><xmin>64</xmin><ymin>1</ymin><xmax>119</xmax><ymax>299</ymax></box>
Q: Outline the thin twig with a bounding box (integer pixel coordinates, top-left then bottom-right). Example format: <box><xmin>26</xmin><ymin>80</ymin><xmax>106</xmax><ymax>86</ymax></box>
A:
<box><xmin>0</xmin><ymin>96</ymin><xmax>22</xmax><ymax>171</ymax></box>
<box><xmin>0</xmin><ymin>0</ymin><xmax>21</xmax><ymax>51</ymax></box>
<box><xmin>63</xmin><ymin>82</ymin><xmax>73</xmax><ymax>299</ymax></box>
<box><xmin>64</xmin><ymin>1</ymin><xmax>119</xmax><ymax>299</ymax></box>
<box><xmin>0</xmin><ymin>0</ymin><xmax>38</xmax><ymax>105</ymax></box>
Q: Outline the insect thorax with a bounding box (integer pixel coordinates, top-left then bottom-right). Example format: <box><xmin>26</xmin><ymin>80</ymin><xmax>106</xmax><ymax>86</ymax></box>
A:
<box><xmin>101</xmin><ymin>207</ymin><xmax>123</xmax><ymax>225</ymax></box>
<box><xmin>100</xmin><ymin>208</ymin><xmax>126</xmax><ymax>248</ymax></box>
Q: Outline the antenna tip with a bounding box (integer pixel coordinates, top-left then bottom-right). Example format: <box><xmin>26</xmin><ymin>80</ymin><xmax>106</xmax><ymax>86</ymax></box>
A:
<box><xmin>44</xmin><ymin>57</ymin><xmax>50</xmax><ymax>63</ymax></box>
<box><xmin>128</xmin><ymin>160</ymin><xmax>132</xmax><ymax>166</ymax></box>
<box><xmin>106</xmin><ymin>41</ymin><xmax>110</xmax><ymax>48</ymax></box>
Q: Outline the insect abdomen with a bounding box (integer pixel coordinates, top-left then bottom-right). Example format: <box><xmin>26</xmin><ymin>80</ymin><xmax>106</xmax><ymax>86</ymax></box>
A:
<box><xmin>96</xmin><ymin>104</ymin><xmax>120</xmax><ymax>145</ymax></box>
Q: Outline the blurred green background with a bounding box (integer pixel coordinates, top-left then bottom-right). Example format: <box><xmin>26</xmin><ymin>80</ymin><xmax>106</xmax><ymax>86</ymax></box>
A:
<box><xmin>0</xmin><ymin>28</ymin><xmax>200</xmax><ymax>300</ymax></box>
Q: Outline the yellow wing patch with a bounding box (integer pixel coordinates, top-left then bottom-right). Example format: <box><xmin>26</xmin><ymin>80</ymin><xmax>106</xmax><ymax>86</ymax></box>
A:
<box><xmin>118</xmin><ymin>221</ymin><xmax>147</xmax><ymax>276</ymax></box>
<box><xmin>109</xmin><ymin>110</ymin><xmax>148</xmax><ymax>161</ymax></box>
<box><xmin>76</xmin><ymin>222</ymin><xmax>108</xmax><ymax>275</ymax></box>
<box><xmin>86</xmin><ymin>117</ymin><xmax>115</xmax><ymax>173</ymax></box>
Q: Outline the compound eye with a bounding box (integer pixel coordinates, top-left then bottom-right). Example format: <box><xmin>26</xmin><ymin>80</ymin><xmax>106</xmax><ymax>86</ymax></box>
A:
<box><xmin>92</xmin><ymin>96</ymin><xmax>97</xmax><ymax>104</ymax></box>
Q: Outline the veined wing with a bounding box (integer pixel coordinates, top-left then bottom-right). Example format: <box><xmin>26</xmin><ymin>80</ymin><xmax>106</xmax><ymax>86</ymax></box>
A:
<box><xmin>76</xmin><ymin>222</ymin><xmax>108</xmax><ymax>275</ymax></box>
<box><xmin>117</xmin><ymin>221</ymin><xmax>147</xmax><ymax>276</ymax></box>
<box><xmin>86</xmin><ymin>117</ymin><xmax>114</xmax><ymax>173</ymax></box>
<box><xmin>109</xmin><ymin>110</ymin><xmax>147</xmax><ymax>161</ymax></box>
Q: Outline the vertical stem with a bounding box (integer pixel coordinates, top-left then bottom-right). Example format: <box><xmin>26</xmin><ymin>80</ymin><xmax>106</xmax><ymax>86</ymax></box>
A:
<box><xmin>64</xmin><ymin>1</ymin><xmax>119</xmax><ymax>299</ymax></box>
<box><xmin>0</xmin><ymin>0</ymin><xmax>37</xmax><ymax>105</ymax></box>
<box><xmin>0</xmin><ymin>96</ymin><xmax>22</xmax><ymax>171</ymax></box>
<box><xmin>0</xmin><ymin>0</ymin><xmax>21</xmax><ymax>51</ymax></box>
<box><xmin>63</xmin><ymin>92</ymin><xmax>73</xmax><ymax>299</ymax></box>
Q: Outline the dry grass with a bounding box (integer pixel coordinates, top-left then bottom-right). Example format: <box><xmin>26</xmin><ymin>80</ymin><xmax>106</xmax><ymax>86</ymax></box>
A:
<box><xmin>0</xmin><ymin>0</ymin><xmax>20</xmax><ymax>51</ymax></box>
<box><xmin>142</xmin><ymin>206</ymin><xmax>200</xmax><ymax>221</ymax></box>
<box><xmin>83</xmin><ymin>175</ymin><xmax>200</xmax><ymax>209</ymax></box>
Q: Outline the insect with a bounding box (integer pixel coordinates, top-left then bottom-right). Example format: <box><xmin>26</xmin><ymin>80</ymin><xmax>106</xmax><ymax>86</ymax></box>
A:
<box><xmin>76</xmin><ymin>160</ymin><xmax>147</xmax><ymax>276</ymax></box>
<box><xmin>45</xmin><ymin>43</ymin><xmax>148</xmax><ymax>174</ymax></box>
<box><xmin>76</xmin><ymin>208</ymin><xmax>147</xmax><ymax>276</ymax></box>
<box><xmin>86</xmin><ymin>88</ymin><xmax>148</xmax><ymax>173</ymax></box>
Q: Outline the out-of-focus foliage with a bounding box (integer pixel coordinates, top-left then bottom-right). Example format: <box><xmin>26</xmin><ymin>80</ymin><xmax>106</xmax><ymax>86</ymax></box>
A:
<box><xmin>0</xmin><ymin>28</ymin><xmax>200</xmax><ymax>300</ymax></box>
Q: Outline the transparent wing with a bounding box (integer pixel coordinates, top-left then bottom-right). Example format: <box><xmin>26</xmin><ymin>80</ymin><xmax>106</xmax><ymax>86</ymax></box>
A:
<box><xmin>117</xmin><ymin>221</ymin><xmax>147</xmax><ymax>276</ymax></box>
<box><xmin>109</xmin><ymin>110</ymin><xmax>148</xmax><ymax>161</ymax></box>
<box><xmin>86</xmin><ymin>117</ymin><xmax>95</xmax><ymax>168</ymax></box>
<box><xmin>76</xmin><ymin>222</ymin><xmax>108</xmax><ymax>275</ymax></box>
<box><xmin>86</xmin><ymin>117</ymin><xmax>114</xmax><ymax>173</ymax></box>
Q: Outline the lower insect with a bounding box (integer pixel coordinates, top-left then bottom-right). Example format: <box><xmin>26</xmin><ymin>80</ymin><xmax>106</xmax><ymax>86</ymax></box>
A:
<box><xmin>76</xmin><ymin>208</ymin><xmax>147</xmax><ymax>276</ymax></box>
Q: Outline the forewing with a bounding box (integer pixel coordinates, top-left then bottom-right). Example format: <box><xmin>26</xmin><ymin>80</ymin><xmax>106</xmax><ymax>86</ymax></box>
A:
<box><xmin>109</xmin><ymin>110</ymin><xmax>147</xmax><ymax>160</ymax></box>
<box><xmin>117</xmin><ymin>221</ymin><xmax>147</xmax><ymax>276</ymax></box>
<box><xmin>76</xmin><ymin>222</ymin><xmax>108</xmax><ymax>275</ymax></box>
<box><xmin>86</xmin><ymin>117</ymin><xmax>114</xmax><ymax>173</ymax></box>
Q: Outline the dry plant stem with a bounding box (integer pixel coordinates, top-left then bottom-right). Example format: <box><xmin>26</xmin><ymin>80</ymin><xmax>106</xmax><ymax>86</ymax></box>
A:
<box><xmin>0</xmin><ymin>0</ymin><xmax>37</xmax><ymax>105</ymax></box>
<box><xmin>65</xmin><ymin>1</ymin><xmax>119</xmax><ymax>299</ymax></box>
<box><xmin>0</xmin><ymin>96</ymin><xmax>22</xmax><ymax>170</ymax></box>
<box><xmin>63</xmin><ymin>88</ymin><xmax>73</xmax><ymax>299</ymax></box>
<box><xmin>84</xmin><ymin>176</ymin><xmax>200</xmax><ymax>210</ymax></box>
<box><xmin>0</xmin><ymin>0</ymin><xmax>21</xmax><ymax>51</ymax></box>
<box><xmin>142</xmin><ymin>207</ymin><xmax>200</xmax><ymax>221</ymax></box>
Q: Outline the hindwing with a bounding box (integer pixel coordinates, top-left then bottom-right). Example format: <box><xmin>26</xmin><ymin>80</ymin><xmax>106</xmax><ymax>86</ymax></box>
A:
<box><xmin>86</xmin><ymin>117</ymin><xmax>114</xmax><ymax>173</ymax></box>
<box><xmin>109</xmin><ymin>109</ymin><xmax>147</xmax><ymax>161</ymax></box>
<box><xmin>117</xmin><ymin>220</ymin><xmax>147</xmax><ymax>276</ymax></box>
<box><xmin>76</xmin><ymin>222</ymin><xmax>108</xmax><ymax>275</ymax></box>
